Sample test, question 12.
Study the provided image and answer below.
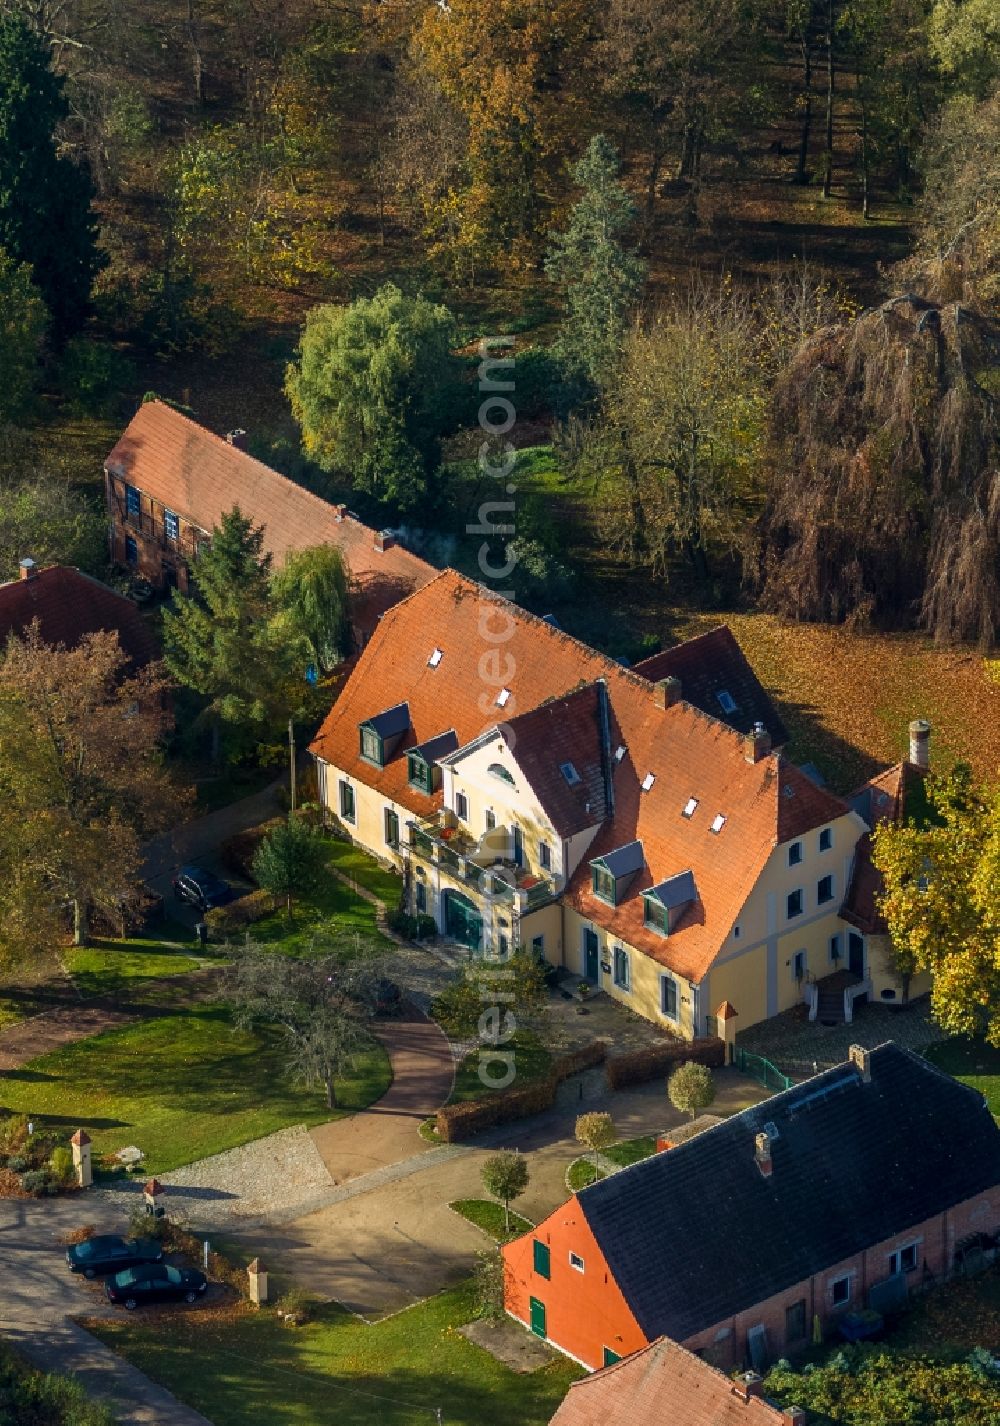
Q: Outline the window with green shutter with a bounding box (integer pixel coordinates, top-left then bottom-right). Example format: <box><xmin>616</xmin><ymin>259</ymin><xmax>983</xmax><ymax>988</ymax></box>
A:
<box><xmin>532</xmin><ymin>1239</ymin><xmax>550</xmax><ymax>1279</ymax></box>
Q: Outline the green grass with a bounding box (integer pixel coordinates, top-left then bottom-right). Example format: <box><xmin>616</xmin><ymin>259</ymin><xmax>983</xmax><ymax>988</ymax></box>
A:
<box><xmin>248</xmin><ymin>862</ymin><xmax>388</xmax><ymax>957</ymax></box>
<box><xmin>1</xmin><ymin>1004</ymin><xmax>392</xmax><ymax>1174</ymax></box>
<box><xmin>323</xmin><ymin>839</ymin><xmax>404</xmax><ymax>907</ymax></box>
<box><xmin>450</xmin><ymin>1198</ymin><xmax>533</xmax><ymax>1240</ymax></box>
<box><xmin>449</xmin><ymin>1030</ymin><xmax>552</xmax><ymax>1105</ymax></box>
<box><xmin>66</xmin><ymin>938</ymin><xmax>213</xmax><ymax>997</ymax></box>
<box><xmin>566</xmin><ymin>1158</ymin><xmax>600</xmax><ymax>1191</ymax></box>
<box><xmin>924</xmin><ymin>1037</ymin><xmax>1000</xmax><ymax>1117</ymax></box>
<box><xmin>88</xmin><ymin>1283</ymin><xmax>580</xmax><ymax>1426</ymax></box>
<box><xmin>604</xmin><ymin>1135</ymin><xmax>657</xmax><ymax>1168</ymax></box>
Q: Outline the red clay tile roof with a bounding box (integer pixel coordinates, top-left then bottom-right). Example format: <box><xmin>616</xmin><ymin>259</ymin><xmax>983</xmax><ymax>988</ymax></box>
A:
<box><xmin>549</xmin><ymin>1338</ymin><xmax>787</xmax><ymax>1426</ymax></box>
<box><xmin>843</xmin><ymin>761</ymin><xmax>927</xmax><ymax>932</ymax></box>
<box><xmin>0</xmin><ymin>566</ymin><xmax>159</xmax><ymax>668</ymax></box>
<box><xmin>311</xmin><ymin>570</ymin><xmax>856</xmax><ymax>984</ymax></box>
<box><xmin>105</xmin><ymin>401</ymin><xmax>435</xmax><ymax>634</ymax></box>
<box><xmin>636</xmin><ymin>626</ymin><xmax>789</xmax><ymax>746</ymax></box>
<box><xmin>498</xmin><ymin>684</ymin><xmax>609</xmax><ymax>836</ymax></box>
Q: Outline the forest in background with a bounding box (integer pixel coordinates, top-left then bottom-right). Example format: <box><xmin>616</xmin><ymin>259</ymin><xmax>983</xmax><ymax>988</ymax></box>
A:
<box><xmin>0</xmin><ymin>0</ymin><xmax>999</xmax><ymax>785</ymax></box>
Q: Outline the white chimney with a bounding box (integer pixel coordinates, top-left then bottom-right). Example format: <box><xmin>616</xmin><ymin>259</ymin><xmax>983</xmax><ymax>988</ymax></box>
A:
<box><xmin>908</xmin><ymin>718</ymin><xmax>931</xmax><ymax>770</ymax></box>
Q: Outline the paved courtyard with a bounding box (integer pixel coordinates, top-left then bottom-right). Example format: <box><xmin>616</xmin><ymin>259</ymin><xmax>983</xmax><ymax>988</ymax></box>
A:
<box><xmin>736</xmin><ymin>997</ymin><xmax>943</xmax><ymax>1074</ymax></box>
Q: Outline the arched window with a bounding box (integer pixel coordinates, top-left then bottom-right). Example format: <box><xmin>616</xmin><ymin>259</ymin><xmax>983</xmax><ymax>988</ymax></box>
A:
<box><xmin>487</xmin><ymin>763</ymin><xmax>514</xmax><ymax>785</ymax></box>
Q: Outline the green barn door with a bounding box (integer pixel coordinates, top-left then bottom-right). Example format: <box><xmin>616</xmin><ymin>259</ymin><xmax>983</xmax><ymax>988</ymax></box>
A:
<box><xmin>529</xmin><ymin>1297</ymin><xmax>547</xmax><ymax>1338</ymax></box>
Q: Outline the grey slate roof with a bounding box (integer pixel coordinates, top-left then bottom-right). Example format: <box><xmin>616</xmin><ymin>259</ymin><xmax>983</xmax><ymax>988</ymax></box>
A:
<box><xmin>577</xmin><ymin>1042</ymin><xmax>1000</xmax><ymax>1342</ymax></box>
<box><xmin>411</xmin><ymin>729</ymin><xmax>459</xmax><ymax>763</ymax></box>
<box><xmin>647</xmin><ymin>870</ymin><xmax>697</xmax><ymax>908</ymax></box>
<box><xmin>364</xmin><ymin>702</ymin><xmax>410</xmax><ymax>738</ymax></box>
<box><xmin>596</xmin><ymin>840</ymin><xmax>645</xmax><ymax>878</ymax></box>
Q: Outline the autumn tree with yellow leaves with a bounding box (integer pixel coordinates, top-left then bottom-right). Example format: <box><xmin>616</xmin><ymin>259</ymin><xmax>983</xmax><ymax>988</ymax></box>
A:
<box><xmin>873</xmin><ymin>766</ymin><xmax>1000</xmax><ymax>1047</ymax></box>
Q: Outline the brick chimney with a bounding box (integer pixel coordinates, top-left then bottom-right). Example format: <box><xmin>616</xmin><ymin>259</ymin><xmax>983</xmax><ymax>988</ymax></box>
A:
<box><xmin>849</xmin><ymin>1044</ymin><xmax>871</xmax><ymax>1083</ymax></box>
<box><xmin>744</xmin><ymin>721</ymin><xmax>772</xmax><ymax>764</ymax></box>
<box><xmin>782</xmin><ymin>1409</ymin><xmax>807</xmax><ymax>1426</ymax></box>
<box><xmin>653</xmin><ymin>675</ymin><xmax>682</xmax><ymax>709</ymax></box>
<box><xmin>333</xmin><ymin>503</ymin><xmax>346</xmax><ymax>522</ymax></box>
<box><xmin>737</xmin><ymin>1371</ymin><xmax>764</xmax><ymax>1401</ymax></box>
<box><xmin>374</xmin><ymin>529</ymin><xmax>397</xmax><ymax>554</ymax></box>
<box><xmin>19</xmin><ymin>557</ymin><xmax>37</xmax><ymax>581</ymax></box>
<box><xmin>908</xmin><ymin>718</ymin><xmax>931</xmax><ymax>770</ymax></box>
<box><xmin>226</xmin><ymin>428</ymin><xmax>248</xmax><ymax>451</ymax></box>
<box><xmin>754</xmin><ymin>1130</ymin><xmax>773</xmax><ymax>1178</ymax></box>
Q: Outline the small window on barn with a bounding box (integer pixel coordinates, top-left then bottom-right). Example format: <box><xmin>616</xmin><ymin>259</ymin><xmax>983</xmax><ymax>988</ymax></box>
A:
<box><xmin>164</xmin><ymin>510</ymin><xmax>180</xmax><ymax>541</ymax></box>
<box><xmin>569</xmin><ymin>1252</ymin><xmax>585</xmax><ymax>1273</ymax></box>
<box><xmin>532</xmin><ymin>1240</ymin><xmax>550</xmax><ymax>1280</ymax></box>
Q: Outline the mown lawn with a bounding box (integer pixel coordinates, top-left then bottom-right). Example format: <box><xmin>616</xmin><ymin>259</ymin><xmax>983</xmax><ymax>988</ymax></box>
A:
<box><xmin>925</xmin><ymin>1038</ymin><xmax>1000</xmax><ymax>1118</ymax></box>
<box><xmin>2</xmin><ymin>1005</ymin><xmax>392</xmax><ymax>1174</ymax></box>
<box><xmin>322</xmin><ymin>838</ymin><xmax>404</xmax><ymax>907</ymax></box>
<box><xmin>605</xmin><ymin>1135</ymin><xmax>657</xmax><ymax>1168</ymax></box>
<box><xmin>248</xmin><ymin>862</ymin><xmax>389</xmax><ymax>957</ymax></box>
<box><xmin>89</xmin><ymin>1283</ymin><xmax>580</xmax><ymax>1426</ymax></box>
<box><xmin>450</xmin><ymin>1198</ymin><xmax>533</xmax><ymax>1240</ymax></box>
<box><xmin>449</xmin><ymin>1030</ymin><xmax>552</xmax><ymax>1104</ymax></box>
<box><xmin>66</xmin><ymin>937</ymin><xmax>214</xmax><ymax>998</ymax></box>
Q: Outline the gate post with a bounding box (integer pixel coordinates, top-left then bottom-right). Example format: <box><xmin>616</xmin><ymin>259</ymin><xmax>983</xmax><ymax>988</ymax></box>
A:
<box><xmin>716</xmin><ymin>1000</ymin><xmax>738</xmax><ymax>1065</ymax></box>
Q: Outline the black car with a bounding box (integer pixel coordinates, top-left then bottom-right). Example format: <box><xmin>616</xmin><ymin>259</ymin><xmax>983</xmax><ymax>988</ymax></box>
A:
<box><xmin>171</xmin><ymin>864</ymin><xmax>234</xmax><ymax>912</ymax></box>
<box><xmin>66</xmin><ymin>1235</ymin><xmax>163</xmax><ymax>1279</ymax></box>
<box><xmin>105</xmin><ymin>1262</ymin><xmax>208</xmax><ymax>1309</ymax></box>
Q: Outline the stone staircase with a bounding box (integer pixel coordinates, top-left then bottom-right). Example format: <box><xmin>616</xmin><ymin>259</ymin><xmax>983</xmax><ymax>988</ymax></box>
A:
<box><xmin>814</xmin><ymin>969</ymin><xmax>862</xmax><ymax>1025</ymax></box>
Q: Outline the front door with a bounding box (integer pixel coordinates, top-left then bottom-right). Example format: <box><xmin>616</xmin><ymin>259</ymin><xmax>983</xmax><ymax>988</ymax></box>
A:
<box><xmin>529</xmin><ymin>1296</ymin><xmax>547</xmax><ymax>1338</ymax></box>
<box><xmin>848</xmin><ymin>932</ymin><xmax>865</xmax><ymax>978</ymax></box>
<box><xmin>444</xmin><ymin>891</ymin><xmax>483</xmax><ymax>952</ymax></box>
<box><xmin>583</xmin><ymin>928</ymin><xmax>599</xmax><ymax>983</ymax></box>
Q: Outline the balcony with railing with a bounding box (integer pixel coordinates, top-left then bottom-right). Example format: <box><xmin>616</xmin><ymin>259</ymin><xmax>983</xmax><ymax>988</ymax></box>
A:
<box><xmin>406</xmin><ymin>817</ymin><xmax>557</xmax><ymax>913</ymax></box>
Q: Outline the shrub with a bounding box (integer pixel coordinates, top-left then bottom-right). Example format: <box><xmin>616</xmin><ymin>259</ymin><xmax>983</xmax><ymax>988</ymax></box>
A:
<box><xmin>57</xmin><ymin>338</ymin><xmax>136</xmax><ymax>417</ymax></box>
<box><xmin>606</xmin><ymin>1037</ymin><xmax>723</xmax><ymax>1091</ymax></box>
<box><xmin>0</xmin><ymin>1114</ymin><xmax>29</xmax><ymax>1156</ymax></box>
<box><xmin>127</xmin><ymin>1203</ymin><xmax>169</xmax><ymax>1241</ymax></box>
<box><xmin>48</xmin><ymin>1146</ymin><xmax>75</xmax><ymax>1186</ymax></box>
<box><xmin>415</xmin><ymin>913</ymin><xmax>437</xmax><ymax>940</ymax></box>
<box><xmin>219</xmin><ymin>817</ymin><xmax>284</xmax><ymax>878</ymax></box>
<box><xmin>277</xmin><ymin>1285</ymin><xmax>313</xmax><ymax>1324</ymax></box>
<box><xmin>204</xmin><ymin>888</ymin><xmax>279</xmax><ymax>937</ymax></box>
<box><xmin>6</xmin><ymin>1155</ymin><xmax>27</xmax><ymax>1174</ymax></box>
<box><xmin>387</xmin><ymin>908</ymin><xmax>419</xmax><ymax>939</ymax></box>
<box><xmin>19</xmin><ymin>1170</ymin><xmax>50</xmax><ymax>1196</ymax></box>
<box><xmin>667</xmin><ymin>1061</ymin><xmax>717</xmax><ymax>1120</ymax></box>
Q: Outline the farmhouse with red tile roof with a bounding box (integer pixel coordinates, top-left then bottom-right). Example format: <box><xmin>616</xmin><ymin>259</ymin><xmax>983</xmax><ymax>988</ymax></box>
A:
<box><xmin>0</xmin><ymin>560</ymin><xmax>158</xmax><ymax>670</ymax></box>
<box><xmin>309</xmin><ymin>568</ymin><xmax>885</xmax><ymax>1034</ymax></box>
<box><xmin>104</xmin><ymin>400</ymin><xmax>435</xmax><ymax>645</ymax></box>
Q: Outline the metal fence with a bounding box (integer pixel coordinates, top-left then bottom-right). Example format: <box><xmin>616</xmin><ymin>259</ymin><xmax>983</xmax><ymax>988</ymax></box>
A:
<box><xmin>735</xmin><ymin>1047</ymin><xmax>793</xmax><ymax>1092</ymax></box>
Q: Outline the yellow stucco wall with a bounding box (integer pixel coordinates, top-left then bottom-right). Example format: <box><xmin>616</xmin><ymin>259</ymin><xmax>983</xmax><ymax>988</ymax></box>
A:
<box><xmin>866</xmin><ymin>933</ymin><xmax>933</xmax><ymax>1005</ymax></box>
<box><xmin>562</xmin><ymin>905</ymin><xmax>696</xmax><ymax>1038</ymax></box>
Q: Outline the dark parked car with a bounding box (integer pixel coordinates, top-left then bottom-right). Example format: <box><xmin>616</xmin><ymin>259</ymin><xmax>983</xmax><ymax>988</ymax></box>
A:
<box><xmin>105</xmin><ymin>1262</ymin><xmax>208</xmax><ymax>1309</ymax></box>
<box><xmin>67</xmin><ymin>1235</ymin><xmax>163</xmax><ymax>1279</ymax></box>
<box><xmin>171</xmin><ymin>865</ymin><xmax>234</xmax><ymax>912</ymax></box>
<box><xmin>374</xmin><ymin>978</ymin><xmax>403</xmax><ymax>1016</ymax></box>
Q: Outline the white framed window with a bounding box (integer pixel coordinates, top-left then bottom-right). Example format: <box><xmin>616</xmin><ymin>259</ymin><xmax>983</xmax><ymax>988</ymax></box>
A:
<box><xmin>792</xmin><ymin>950</ymin><xmax>806</xmax><ymax>980</ymax></box>
<box><xmin>568</xmin><ymin>1251</ymin><xmax>585</xmax><ymax>1273</ymax></box>
<box><xmin>660</xmin><ymin>975</ymin><xmax>678</xmax><ymax>1020</ymax></box>
<box><xmin>613</xmin><ymin>945</ymin><xmax>630</xmax><ymax>991</ymax></box>
<box><xmin>485</xmin><ymin>809</ymin><xmax>496</xmax><ymax>831</ymax></box>
<box><xmin>539</xmin><ymin>840</ymin><xmax>551</xmax><ymax>871</ymax></box>
<box><xmin>455</xmin><ymin>791</ymin><xmax>469</xmax><ymax>821</ymax></box>
<box><xmin>831</xmin><ymin>1275</ymin><xmax>852</xmax><ymax>1307</ymax></box>
<box><xmin>339</xmin><ymin>780</ymin><xmax>355</xmax><ymax>824</ymax></box>
<box><xmin>164</xmin><ymin>510</ymin><xmax>180</xmax><ymax>541</ymax></box>
<box><xmin>817</xmin><ymin>873</ymin><xmax>835</xmax><ymax>905</ymax></box>
<box><xmin>889</xmin><ymin>1243</ymin><xmax>919</xmax><ymax>1276</ymax></box>
<box><xmin>788</xmin><ymin>841</ymin><xmax>803</xmax><ymax>867</ymax></box>
<box><xmin>829</xmin><ymin>933</ymin><xmax>842</xmax><ymax>963</ymax></box>
<box><xmin>733</xmin><ymin>922</ymin><xmax>742</xmax><ymax>940</ymax></box>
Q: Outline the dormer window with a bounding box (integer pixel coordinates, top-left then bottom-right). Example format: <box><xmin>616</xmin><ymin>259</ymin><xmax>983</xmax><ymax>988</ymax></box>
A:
<box><xmin>360</xmin><ymin>726</ymin><xmax>383</xmax><ymax>768</ymax></box>
<box><xmin>407</xmin><ymin>752</ymin><xmax>433</xmax><ymax>793</ymax></box>
<box><xmin>682</xmin><ymin>797</ymin><xmax>699</xmax><ymax>818</ymax></box>
<box><xmin>643</xmin><ymin>870</ymin><xmax>697</xmax><ymax>937</ymax></box>
<box><xmin>716</xmin><ymin>690</ymin><xmax>737</xmax><ymax>714</ymax></box>
<box><xmin>644</xmin><ymin>897</ymin><xmax>669</xmax><ymax>935</ymax></box>
<box><xmin>488</xmin><ymin>762</ymin><xmax>515</xmax><ymax>785</ymax></box>
<box><xmin>428</xmin><ymin>648</ymin><xmax>443</xmax><ymax>668</ymax></box>
<box><xmin>590</xmin><ymin>841</ymin><xmax>644</xmax><ymax>908</ymax></box>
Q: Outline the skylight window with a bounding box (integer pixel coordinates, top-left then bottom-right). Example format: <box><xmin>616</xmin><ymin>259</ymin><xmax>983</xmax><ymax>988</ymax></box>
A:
<box><xmin>716</xmin><ymin>689</ymin><xmax>738</xmax><ymax>714</ymax></box>
<box><xmin>682</xmin><ymin>797</ymin><xmax>699</xmax><ymax>818</ymax></box>
<box><xmin>710</xmin><ymin>813</ymin><xmax>727</xmax><ymax>834</ymax></box>
<box><xmin>496</xmin><ymin>688</ymin><xmax>511</xmax><ymax>708</ymax></box>
<box><xmin>615</xmin><ymin>745</ymin><xmax>627</xmax><ymax>763</ymax></box>
<box><xmin>641</xmin><ymin>772</ymin><xmax>655</xmax><ymax>792</ymax></box>
<box><xmin>428</xmin><ymin>648</ymin><xmax>443</xmax><ymax>668</ymax></box>
<box><xmin>560</xmin><ymin>761</ymin><xmax>581</xmax><ymax>786</ymax></box>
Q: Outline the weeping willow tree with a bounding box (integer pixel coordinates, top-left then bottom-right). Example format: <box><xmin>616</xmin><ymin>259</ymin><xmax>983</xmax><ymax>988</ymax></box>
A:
<box><xmin>759</xmin><ymin>294</ymin><xmax>1000</xmax><ymax>646</ymax></box>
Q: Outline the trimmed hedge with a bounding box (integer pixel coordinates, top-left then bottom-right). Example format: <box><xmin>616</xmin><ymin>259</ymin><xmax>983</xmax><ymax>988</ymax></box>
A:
<box><xmin>434</xmin><ymin>1041</ymin><xmax>609</xmax><ymax>1143</ymax></box>
<box><xmin>204</xmin><ymin>888</ymin><xmax>279</xmax><ymax>937</ymax></box>
<box><xmin>219</xmin><ymin>817</ymin><xmax>284</xmax><ymax>879</ymax></box>
<box><xmin>605</xmin><ymin>1037</ymin><xmax>724</xmax><ymax>1091</ymax></box>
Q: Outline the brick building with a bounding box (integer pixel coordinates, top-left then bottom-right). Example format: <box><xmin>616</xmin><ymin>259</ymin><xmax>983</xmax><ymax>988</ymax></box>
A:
<box><xmin>104</xmin><ymin>400</ymin><xmax>435</xmax><ymax>645</ymax></box>
<box><xmin>0</xmin><ymin>559</ymin><xmax>158</xmax><ymax>669</ymax></box>
<box><xmin>504</xmin><ymin>1042</ymin><xmax>1000</xmax><ymax>1372</ymax></box>
<box><xmin>549</xmin><ymin>1338</ymin><xmax>801</xmax><ymax>1426</ymax></box>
